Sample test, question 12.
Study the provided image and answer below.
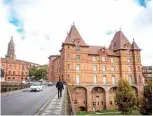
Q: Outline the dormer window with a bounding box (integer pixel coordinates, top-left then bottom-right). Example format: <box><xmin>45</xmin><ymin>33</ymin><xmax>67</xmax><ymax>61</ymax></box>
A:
<box><xmin>76</xmin><ymin>46</ymin><xmax>80</xmax><ymax>51</ymax></box>
<box><xmin>127</xmin><ymin>50</ymin><xmax>131</xmax><ymax>54</ymax></box>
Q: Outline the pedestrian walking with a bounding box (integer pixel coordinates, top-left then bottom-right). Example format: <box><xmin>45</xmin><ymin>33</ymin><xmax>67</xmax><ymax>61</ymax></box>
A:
<box><xmin>56</xmin><ymin>79</ymin><xmax>64</xmax><ymax>99</ymax></box>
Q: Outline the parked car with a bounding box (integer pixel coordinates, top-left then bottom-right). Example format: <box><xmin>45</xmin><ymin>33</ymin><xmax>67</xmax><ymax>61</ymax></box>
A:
<box><xmin>48</xmin><ymin>82</ymin><xmax>53</xmax><ymax>86</ymax></box>
<box><xmin>30</xmin><ymin>82</ymin><xmax>43</xmax><ymax>92</ymax></box>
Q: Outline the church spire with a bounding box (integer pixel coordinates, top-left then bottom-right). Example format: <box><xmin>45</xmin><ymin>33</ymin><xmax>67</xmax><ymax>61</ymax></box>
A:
<box><xmin>5</xmin><ymin>36</ymin><xmax>16</xmax><ymax>60</ymax></box>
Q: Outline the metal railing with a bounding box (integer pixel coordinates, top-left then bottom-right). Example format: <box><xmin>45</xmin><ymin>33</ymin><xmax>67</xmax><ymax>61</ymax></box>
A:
<box><xmin>67</xmin><ymin>86</ymin><xmax>76</xmax><ymax>115</ymax></box>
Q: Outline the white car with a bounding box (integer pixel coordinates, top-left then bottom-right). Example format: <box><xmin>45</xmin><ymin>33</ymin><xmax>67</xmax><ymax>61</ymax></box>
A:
<box><xmin>30</xmin><ymin>83</ymin><xmax>43</xmax><ymax>92</ymax></box>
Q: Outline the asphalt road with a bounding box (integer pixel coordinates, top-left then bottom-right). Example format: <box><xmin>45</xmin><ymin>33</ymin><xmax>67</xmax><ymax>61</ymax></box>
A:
<box><xmin>1</xmin><ymin>85</ymin><xmax>57</xmax><ymax>115</ymax></box>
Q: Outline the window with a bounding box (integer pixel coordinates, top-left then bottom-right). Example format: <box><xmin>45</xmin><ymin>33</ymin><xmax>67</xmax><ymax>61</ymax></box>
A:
<box><xmin>111</xmin><ymin>57</ymin><xmax>114</xmax><ymax>63</ymax></box>
<box><xmin>103</xmin><ymin>75</ymin><xmax>107</xmax><ymax>85</ymax></box>
<box><xmin>74</xmin><ymin>100</ymin><xmax>78</xmax><ymax>104</ymax></box>
<box><xmin>67</xmin><ymin>54</ymin><xmax>70</xmax><ymax>59</ymax></box>
<box><xmin>138</xmin><ymin>66</ymin><xmax>140</xmax><ymax>71</ymax></box>
<box><xmin>23</xmin><ymin>65</ymin><xmax>24</xmax><ymax>69</ymax></box>
<box><xmin>137</xmin><ymin>58</ymin><xmax>139</xmax><ymax>62</ymax></box>
<box><xmin>129</xmin><ymin>75</ymin><xmax>132</xmax><ymax>85</ymax></box>
<box><xmin>13</xmin><ymin>77</ymin><xmax>15</xmax><ymax>79</ymax></box>
<box><xmin>110</xmin><ymin>101</ymin><xmax>113</xmax><ymax>105</ymax></box>
<box><xmin>76</xmin><ymin>46</ymin><xmax>80</xmax><ymax>51</ymax></box>
<box><xmin>76</xmin><ymin>55</ymin><xmax>80</xmax><ymax>60</ymax></box>
<box><xmin>25</xmin><ymin>72</ymin><xmax>28</xmax><ymax>75</ymax></box>
<box><xmin>68</xmin><ymin>46</ymin><xmax>70</xmax><ymax>49</ymax></box>
<box><xmin>76</xmin><ymin>65</ymin><xmax>80</xmax><ymax>71</ymax></box>
<box><xmin>93</xmin><ymin>65</ymin><xmax>97</xmax><ymax>71</ymax></box>
<box><xmin>13</xmin><ymin>71</ymin><xmax>15</xmax><ymax>75</ymax></box>
<box><xmin>9</xmin><ymin>65</ymin><xmax>11</xmax><ymax>69</ymax></box>
<box><xmin>128</xmin><ymin>58</ymin><xmax>131</xmax><ymax>62</ymax></box>
<box><xmin>93</xmin><ymin>75</ymin><xmax>97</xmax><ymax>84</ymax></box>
<box><xmin>128</xmin><ymin>66</ymin><xmax>132</xmax><ymax>72</ymax></box>
<box><xmin>67</xmin><ymin>64</ymin><xmax>70</xmax><ymax>70</ymax></box>
<box><xmin>93</xmin><ymin>56</ymin><xmax>97</xmax><ymax>61</ymax></box>
<box><xmin>13</xmin><ymin>65</ymin><xmax>16</xmax><ymax>69</ymax></box>
<box><xmin>101</xmin><ymin>101</ymin><xmax>103</xmax><ymax>105</ymax></box>
<box><xmin>111</xmin><ymin>66</ymin><xmax>115</xmax><ymax>71</ymax></box>
<box><xmin>2</xmin><ymin>64</ymin><xmax>5</xmax><ymax>68</ymax></box>
<box><xmin>8</xmin><ymin>77</ymin><xmax>11</xmax><ymax>79</ymax></box>
<box><xmin>76</xmin><ymin>75</ymin><xmax>80</xmax><ymax>84</ymax></box>
<box><xmin>102</xmin><ymin>57</ymin><xmax>106</xmax><ymax>61</ymax></box>
<box><xmin>127</xmin><ymin>50</ymin><xmax>131</xmax><ymax>54</ymax></box>
<box><xmin>112</xmin><ymin>75</ymin><xmax>116</xmax><ymax>85</ymax></box>
<box><xmin>9</xmin><ymin>71</ymin><xmax>11</xmax><ymax>74</ymax></box>
<box><xmin>102</xmin><ymin>65</ymin><xmax>106</xmax><ymax>72</ymax></box>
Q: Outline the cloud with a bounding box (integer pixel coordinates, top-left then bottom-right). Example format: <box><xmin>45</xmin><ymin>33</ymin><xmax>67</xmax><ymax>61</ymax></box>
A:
<box><xmin>133</xmin><ymin>1</ymin><xmax>152</xmax><ymax>29</ymax></box>
<box><xmin>105</xmin><ymin>30</ymin><xmax>114</xmax><ymax>35</ymax></box>
<box><xmin>3</xmin><ymin>0</ymin><xmax>12</xmax><ymax>5</ymax></box>
<box><xmin>133</xmin><ymin>0</ymin><xmax>151</xmax><ymax>8</ymax></box>
<box><xmin>44</xmin><ymin>35</ymin><xmax>50</xmax><ymax>40</ymax></box>
<box><xmin>0</xmin><ymin>0</ymin><xmax>152</xmax><ymax>65</ymax></box>
<box><xmin>3</xmin><ymin>1</ymin><xmax>25</xmax><ymax>35</ymax></box>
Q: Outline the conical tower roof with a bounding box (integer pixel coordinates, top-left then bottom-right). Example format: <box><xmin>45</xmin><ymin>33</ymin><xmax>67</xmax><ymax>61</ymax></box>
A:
<box><xmin>63</xmin><ymin>24</ymin><xmax>88</xmax><ymax>46</ymax></box>
<box><xmin>132</xmin><ymin>39</ymin><xmax>141</xmax><ymax>50</ymax></box>
<box><xmin>109</xmin><ymin>30</ymin><xmax>132</xmax><ymax>50</ymax></box>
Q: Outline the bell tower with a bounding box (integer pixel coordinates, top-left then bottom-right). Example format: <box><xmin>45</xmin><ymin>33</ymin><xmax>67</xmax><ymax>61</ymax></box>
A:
<box><xmin>5</xmin><ymin>36</ymin><xmax>16</xmax><ymax>60</ymax></box>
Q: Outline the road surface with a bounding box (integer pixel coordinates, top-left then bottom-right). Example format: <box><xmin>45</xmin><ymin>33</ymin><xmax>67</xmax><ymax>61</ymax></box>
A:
<box><xmin>1</xmin><ymin>86</ymin><xmax>57</xmax><ymax>115</ymax></box>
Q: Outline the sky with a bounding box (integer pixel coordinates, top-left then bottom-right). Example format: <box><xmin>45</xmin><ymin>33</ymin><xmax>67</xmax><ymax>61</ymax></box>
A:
<box><xmin>0</xmin><ymin>0</ymin><xmax>152</xmax><ymax>65</ymax></box>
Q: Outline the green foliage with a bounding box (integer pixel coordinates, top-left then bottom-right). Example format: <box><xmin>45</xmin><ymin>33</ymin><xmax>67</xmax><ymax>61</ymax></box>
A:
<box><xmin>140</xmin><ymin>80</ymin><xmax>152</xmax><ymax>115</ymax></box>
<box><xmin>115</xmin><ymin>79</ymin><xmax>137</xmax><ymax>115</ymax></box>
<box><xmin>29</xmin><ymin>66</ymin><xmax>48</xmax><ymax>80</ymax></box>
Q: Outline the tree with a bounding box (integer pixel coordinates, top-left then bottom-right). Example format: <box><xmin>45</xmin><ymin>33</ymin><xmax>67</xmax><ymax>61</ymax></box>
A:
<box><xmin>115</xmin><ymin>79</ymin><xmax>137</xmax><ymax>115</ymax></box>
<box><xmin>140</xmin><ymin>80</ymin><xmax>152</xmax><ymax>115</ymax></box>
<box><xmin>28</xmin><ymin>66</ymin><xmax>48</xmax><ymax>81</ymax></box>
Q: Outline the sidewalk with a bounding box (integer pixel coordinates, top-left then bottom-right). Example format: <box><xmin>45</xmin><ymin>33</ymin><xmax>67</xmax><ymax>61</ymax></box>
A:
<box><xmin>1</xmin><ymin>88</ymin><xmax>30</xmax><ymax>97</ymax></box>
<box><xmin>39</xmin><ymin>87</ymin><xmax>67</xmax><ymax>115</ymax></box>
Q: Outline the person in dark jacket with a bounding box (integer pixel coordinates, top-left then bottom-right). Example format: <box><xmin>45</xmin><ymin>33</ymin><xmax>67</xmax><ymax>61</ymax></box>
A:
<box><xmin>56</xmin><ymin>79</ymin><xmax>64</xmax><ymax>99</ymax></box>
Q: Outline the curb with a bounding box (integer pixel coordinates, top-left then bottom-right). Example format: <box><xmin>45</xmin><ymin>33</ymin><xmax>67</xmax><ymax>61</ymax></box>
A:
<box><xmin>1</xmin><ymin>88</ymin><xmax>30</xmax><ymax>97</ymax></box>
<box><xmin>34</xmin><ymin>89</ymin><xmax>57</xmax><ymax>115</ymax></box>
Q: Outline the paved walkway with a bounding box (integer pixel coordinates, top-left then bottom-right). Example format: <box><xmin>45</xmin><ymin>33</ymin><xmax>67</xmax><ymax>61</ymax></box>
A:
<box><xmin>40</xmin><ymin>87</ymin><xmax>67</xmax><ymax>115</ymax></box>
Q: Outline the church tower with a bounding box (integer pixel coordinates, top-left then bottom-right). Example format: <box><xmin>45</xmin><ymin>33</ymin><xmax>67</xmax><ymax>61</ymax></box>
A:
<box><xmin>5</xmin><ymin>36</ymin><xmax>16</xmax><ymax>60</ymax></box>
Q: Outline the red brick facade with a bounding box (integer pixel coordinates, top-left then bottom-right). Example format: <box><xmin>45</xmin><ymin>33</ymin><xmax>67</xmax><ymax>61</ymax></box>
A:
<box><xmin>48</xmin><ymin>24</ymin><xmax>144</xmax><ymax>112</ymax></box>
<box><xmin>0</xmin><ymin>37</ymin><xmax>40</xmax><ymax>82</ymax></box>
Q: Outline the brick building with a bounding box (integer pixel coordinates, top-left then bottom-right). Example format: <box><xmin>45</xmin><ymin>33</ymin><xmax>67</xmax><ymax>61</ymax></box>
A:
<box><xmin>0</xmin><ymin>37</ymin><xmax>40</xmax><ymax>82</ymax></box>
<box><xmin>142</xmin><ymin>66</ymin><xmax>152</xmax><ymax>84</ymax></box>
<box><xmin>48</xmin><ymin>24</ymin><xmax>144</xmax><ymax>112</ymax></box>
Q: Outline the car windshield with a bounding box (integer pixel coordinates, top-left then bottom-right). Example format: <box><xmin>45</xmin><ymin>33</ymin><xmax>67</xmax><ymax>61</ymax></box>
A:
<box><xmin>31</xmin><ymin>83</ymin><xmax>41</xmax><ymax>86</ymax></box>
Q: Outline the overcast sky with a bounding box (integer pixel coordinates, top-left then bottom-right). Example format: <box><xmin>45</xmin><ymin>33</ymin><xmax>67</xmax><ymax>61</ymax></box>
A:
<box><xmin>0</xmin><ymin>0</ymin><xmax>152</xmax><ymax>65</ymax></box>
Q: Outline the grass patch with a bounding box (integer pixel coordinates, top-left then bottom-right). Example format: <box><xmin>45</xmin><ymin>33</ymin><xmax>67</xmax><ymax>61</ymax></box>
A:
<box><xmin>77</xmin><ymin>110</ymin><xmax>140</xmax><ymax>115</ymax></box>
